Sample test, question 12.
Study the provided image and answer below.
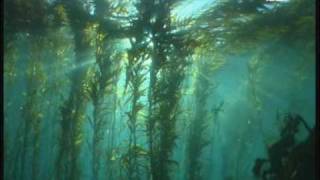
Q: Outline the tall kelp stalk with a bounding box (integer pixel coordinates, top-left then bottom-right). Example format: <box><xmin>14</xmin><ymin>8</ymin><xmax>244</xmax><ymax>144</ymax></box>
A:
<box><xmin>105</xmin><ymin>74</ymin><xmax>122</xmax><ymax>180</ymax></box>
<box><xmin>80</xmin><ymin>1</ymin><xmax>128</xmax><ymax>179</ymax></box>
<box><xmin>185</xmin><ymin>58</ymin><xmax>211</xmax><ymax>180</ymax></box>
<box><xmin>42</xmin><ymin>27</ymin><xmax>74</xmax><ymax>179</ymax></box>
<box><xmin>124</xmin><ymin>44</ymin><xmax>143</xmax><ymax>180</ymax></box>
<box><xmin>87</xmin><ymin>29</ymin><xmax>106</xmax><ymax>180</ymax></box>
<box><xmin>51</xmin><ymin>0</ymin><xmax>135</xmax><ymax>179</ymax></box>
<box><xmin>151</xmin><ymin>39</ymin><xmax>192</xmax><ymax>179</ymax></box>
<box><xmin>233</xmin><ymin>54</ymin><xmax>266</xmax><ymax>180</ymax></box>
<box><xmin>123</xmin><ymin>37</ymin><xmax>149</xmax><ymax>180</ymax></box>
<box><xmin>247</xmin><ymin>53</ymin><xmax>266</xmax><ymax>136</ymax></box>
<box><xmin>54</xmin><ymin>1</ymin><xmax>93</xmax><ymax>179</ymax></box>
<box><xmin>142</xmin><ymin>1</ymin><xmax>196</xmax><ymax>179</ymax></box>
<box><xmin>94</xmin><ymin>2</ymin><xmax>129</xmax><ymax>179</ymax></box>
<box><xmin>20</xmin><ymin>36</ymin><xmax>48</xmax><ymax>180</ymax></box>
<box><xmin>4</xmin><ymin>1</ymin><xmax>50</xmax><ymax>178</ymax></box>
<box><xmin>91</xmin><ymin>2</ymin><xmax>110</xmax><ymax>180</ymax></box>
<box><xmin>185</xmin><ymin>52</ymin><xmax>225</xmax><ymax>180</ymax></box>
<box><xmin>103</xmin><ymin>50</ymin><xmax>123</xmax><ymax>180</ymax></box>
<box><xmin>3</xmin><ymin>35</ymin><xmax>19</xmax><ymax>180</ymax></box>
<box><xmin>121</xmin><ymin>2</ymin><xmax>154</xmax><ymax>178</ymax></box>
<box><xmin>87</xmin><ymin>31</ymin><xmax>122</xmax><ymax>180</ymax></box>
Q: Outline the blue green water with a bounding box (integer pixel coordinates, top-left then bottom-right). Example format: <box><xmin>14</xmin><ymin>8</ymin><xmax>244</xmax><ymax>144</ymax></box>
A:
<box><xmin>4</xmin><ymin>0</ymin><xmax>316</xmax><ymax>180</ymax></box>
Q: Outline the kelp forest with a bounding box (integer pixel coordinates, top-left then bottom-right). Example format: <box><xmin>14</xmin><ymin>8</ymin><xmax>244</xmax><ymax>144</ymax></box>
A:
<box><xmin>3</xmin><ymin>0</ymin><xmax>316</xmax><ymax>180</ymax></box>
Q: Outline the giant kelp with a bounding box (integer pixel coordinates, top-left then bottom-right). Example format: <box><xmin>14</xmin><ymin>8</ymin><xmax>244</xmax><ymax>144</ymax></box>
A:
<box><xmin>3</xmin><ymin>0</ymin><xmax>316</xmax><ymax>180</ymax></box>
<box><xmin>253</xmin><ymin>113</ymin><xmax>314</xmax><ymax>180</ymax></box>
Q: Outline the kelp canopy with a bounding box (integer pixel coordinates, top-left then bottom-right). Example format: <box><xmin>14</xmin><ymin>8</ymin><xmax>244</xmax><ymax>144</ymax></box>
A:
<box><xmin>3</xmin><ymin>0</ymin><xmax>316</xmax><ymax>180</ymax></box>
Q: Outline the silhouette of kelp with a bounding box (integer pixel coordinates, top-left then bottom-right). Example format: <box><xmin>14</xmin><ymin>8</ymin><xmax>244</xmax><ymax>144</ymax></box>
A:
<box><xmin>253</xmin><ymin>113</ymin><xmax>314</xmax><ymax>180</ymax></box>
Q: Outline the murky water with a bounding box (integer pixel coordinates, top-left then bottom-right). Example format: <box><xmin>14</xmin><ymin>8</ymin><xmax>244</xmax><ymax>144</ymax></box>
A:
<box><xmin>4</xmin><ymin>0</ymin><xmax>316</xmax><ymax>180</ymax></box>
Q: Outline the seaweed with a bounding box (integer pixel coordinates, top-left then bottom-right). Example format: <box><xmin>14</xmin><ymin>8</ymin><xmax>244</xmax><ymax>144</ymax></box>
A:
<box><xmin>253</xmin><ymin>113</ymin><xmax>315</xmax><ymax>180</ymax></box>
<box><xmin>3</xmin><ymin>0</ymin><xmax>316</xmax><ymax>180</ymax></box>
<box><xmin>185</xmin><ymin>56</ymin><xmax>219</xmax><ymax>180</ymax></box>
<box><xmin>53</xmin><ymin>2</ymin><xmax>92</xmax><ymax>178</ymax></box>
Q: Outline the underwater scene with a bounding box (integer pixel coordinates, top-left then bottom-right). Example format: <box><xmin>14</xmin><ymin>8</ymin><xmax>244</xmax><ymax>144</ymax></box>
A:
<box><xmin>3</xmin><ymin>0</ymin><xmax>316</xmax><ymax>180</ymax></box>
